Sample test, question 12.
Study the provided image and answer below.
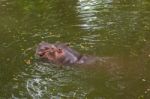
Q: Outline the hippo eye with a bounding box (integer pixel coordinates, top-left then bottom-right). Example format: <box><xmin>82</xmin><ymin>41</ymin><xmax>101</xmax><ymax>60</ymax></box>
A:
<box><xmin>51</xmin><ymin>47</ymin><xmax>54</xmax><ymax>50</ymax></box>
<box><xmin>58</xmin><ymin>48</ymin><xmax>62</xmax><ymax>53</ymax></box>
<box><xmin>58</xmin><ymin>48</ymin><xmax>61</xmax><ymax>51</ymax></box>
<box><xmin>45</xmin><ymin>47</ymin><xmax>49</xmax><ymax>50</ymax></box>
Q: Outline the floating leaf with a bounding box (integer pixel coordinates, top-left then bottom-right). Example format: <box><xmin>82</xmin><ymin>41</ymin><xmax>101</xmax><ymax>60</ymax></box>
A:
<box><xmin>24</xmin><ymin>59</ymin><xmax>31</xmax><ymax>65</ymax></box>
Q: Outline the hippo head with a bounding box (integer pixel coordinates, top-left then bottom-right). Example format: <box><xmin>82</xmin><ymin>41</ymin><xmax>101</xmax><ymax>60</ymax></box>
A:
<box><xmin>36</xmin><ymin>41</ymin><xmax>57</xmax><ymax>58</ymax></box>
<box><xmin>36</xmin><ymin>41</ymin><xmax>65</xmax><ymax>62</ymax></box>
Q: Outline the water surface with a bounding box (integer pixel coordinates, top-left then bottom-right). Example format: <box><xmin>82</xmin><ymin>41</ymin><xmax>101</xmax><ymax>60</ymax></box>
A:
<box><xmin>0</xmin><ymin>0</ymin><xmax>150</xmax><ymax>99</ymax></box>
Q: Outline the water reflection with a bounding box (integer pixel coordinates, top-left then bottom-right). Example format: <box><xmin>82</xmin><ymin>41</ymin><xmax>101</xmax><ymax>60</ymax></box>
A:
<box><xmin>11</xmin><ymin>56</ymin><xmax>140</xmax><ymax>99</ymax></box>
<box><xmin>27</xmin><ymin>78</ymin><xmax>47</xmax><ymax>98</ymax></box>
<box><xmin>12</xmin><ymin>62</ymin><xmax>92</xmax><ymax>98</ymax></box>
<box><xmin>76</xmin><ymin>0</ymin><xmax>113</xmax><ymax>30</ymax></box>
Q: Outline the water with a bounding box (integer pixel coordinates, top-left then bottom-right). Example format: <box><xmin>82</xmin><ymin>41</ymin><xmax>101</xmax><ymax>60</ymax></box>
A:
<box><xmin>0</xmin><ymin>0</ymin><xmax>150</xmax><ymax>99</ymax></box>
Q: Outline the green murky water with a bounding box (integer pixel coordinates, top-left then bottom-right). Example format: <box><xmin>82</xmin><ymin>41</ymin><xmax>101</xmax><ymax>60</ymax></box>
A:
<box><xmin>0</xmin><ymin>0</ymin><xmax>150</xmax><ymax>99</ymax></box>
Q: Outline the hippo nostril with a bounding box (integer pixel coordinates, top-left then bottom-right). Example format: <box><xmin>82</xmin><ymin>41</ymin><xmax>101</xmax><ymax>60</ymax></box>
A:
<box><xmin>39</xmin><ymin>54</ymin><xmax>43</xmax><ymax>56</ymax></box>
<box><xmin>37</xmin><ymin>51</ymin><xmax>46</xmax><ymax>56</ymax></box>
<box><xmin>39</xmin><ymin>53</ymin><xmax>43</xmax><ymax>56</ymax></box>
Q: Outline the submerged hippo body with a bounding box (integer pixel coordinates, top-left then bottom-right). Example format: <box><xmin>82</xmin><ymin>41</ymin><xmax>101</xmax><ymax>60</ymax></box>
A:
<box><xmin>36</xmin><ymin>41</ymin><xmax>99</xmax><ymax>65</ymax></box>
<box><xmin>54</xmin><ymin>42</ymin><xmax>82</xmax><ymax>64</ymax></box>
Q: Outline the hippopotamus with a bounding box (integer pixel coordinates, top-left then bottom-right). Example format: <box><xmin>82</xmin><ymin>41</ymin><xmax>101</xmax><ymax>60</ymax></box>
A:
<box><xmin>35</xmin><ymin>41</ymin><xmax>64</xmax><ymax>64</ymax></box>
<box><xmin>36</xmin><ymin>41</ymin><xmax>99</xmax><ymax>65</ymax></box>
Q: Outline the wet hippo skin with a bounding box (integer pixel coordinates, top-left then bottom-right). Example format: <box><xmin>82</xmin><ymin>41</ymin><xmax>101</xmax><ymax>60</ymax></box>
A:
<box><xmin>35</xmin><ymin>41</ymin><xmax>63</xmax><ymax>63</ymax></box>
<box><xmin>36</xmin><ymin>41</ymin><xmax>99</xmax><ymax>65</ymax></box>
